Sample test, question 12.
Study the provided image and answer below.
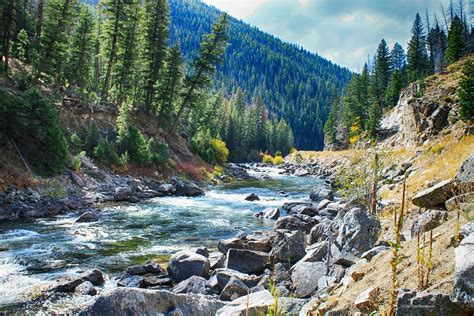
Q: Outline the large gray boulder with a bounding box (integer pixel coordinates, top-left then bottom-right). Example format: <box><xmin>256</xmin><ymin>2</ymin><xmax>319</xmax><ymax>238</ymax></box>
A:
<box><xmin>218</xmin><ymin>232</ymin><xmax>273</xmax><ymax>253</ymax></box>
<box><xmin>225</xmin><ymin>249</ymin><xmax>270</xmax><ymax>274</ymax></box>
<box><xmin>114</xmin><ymin>186</ymin><xmax>133</xmax><ymax>201</ymax></box>
<box><xmin>216</xmin><ymin>290</ymin><xmax>274</xmax><ymax>316</ymax></box>
<box><xmin>298</xmin><ymin>241</ymin><xmax>328</xmax><ymax>264</ymax></box>
<box><xmin>270</xmin><ymin>230</ymin><xmax>306</xmax><ymax>264</ymax></box>
<box><xmin>309</xmin><ymin>187</ymin><xmax>334</xmax><ymax>202</ymax></box>
<box><xmin>274</xmin><ymin>214</ymin><xmax>317</xmax><ymax>233</ymax></box>
<box><xmin>208</xmin><ymin>268</ymin><xmax>262</xmax><ymax>292</ymax></box>
<box><xmin>307</xmin><ymin>221</ymin><xmax>331</xmax><ymax>245</ymax></box>
<box><xmin>291</xmin><ymin>262</ymin><xmax>326</xmax><ymax>298</ymax></box>
<box><xmin>173</xmin><ymin>180</ymin><xmax>204</xmax><ymax>197</ymax></box>
<box><xmin>167</xmin><ymin>250</ymin><xmax>210</xmax><ymax>282</ymax></box>
<box><xmin>76</xmin><ymin>211</ymin><xmax>101</xmax><ymax>223</ymax></box>
<box><xmin>410</xmin><ymin>210</ymin><xmax>448</xmax><ymax>237</ymax></box>
<box><xmin>397</xmin><ymin>289</ymin><xmax>468</xmax><ymax>316</ymax></box>
<box><xmin>336</xmin><ymin>208</ymin><xmax>381</xmax><ymax>257</ymax></box>
<box><xmin>219</xmin><ymin>276</ymin><xmax>249</xmax><ymax>301</ymax></box>
<box><xmin>172</xmin><ymin>275</ymin><xmax>208</xmax><ymax>295</ymax></box>
<box><xmin>411</xmin><ymin>180</ymin><xmax>455</xmax><ymax>208</ymax></box>
<box><xmin>277</xmin><ymin>297</ymin><xmax>307</xmax><ymax>315</ymax></box>
<box><xmin>78</xmin><ymin>288</ymin><xmax>224</xmax><ymax>316</ymax></box>
<box><xmin>455</xmin><ymin>154</ymin><xmax>474</xmax><ymax>191</ymax></box>
<box><xmin>452</xmin><ymin>234</ymin><xmax>474</xmax><ymax>312</ymax></box>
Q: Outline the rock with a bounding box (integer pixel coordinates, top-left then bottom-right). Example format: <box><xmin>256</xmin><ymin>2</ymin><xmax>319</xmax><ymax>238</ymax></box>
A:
<box><xmin>208</xmin><ymin>268</ymin><xmax>262</xmax><ymax>292</ymax></box>
<box><xmin>354</xmin><ymin>287</ymin><xmax>378</xmax><ymax>309</ymax></box>
<box><xmin>76</xmin><ymin>211</ymin><xmax>101</xmax><ymax>223</ymax></box>
<box><xmin>172</xmin><ymin>275</ymin><xmax>208</xmax><ymax>295</ymax></box>
<box><xmin>209</xmin><ymin>251</ymin><xmax>225</xmax><ymax>269</ymax></box>
<box><xmin>336</xmin><ymin>208</ymin><xmax>381</xmax><ymax>257</ymax></box>
<box><xmin>167</xmin><ymin>250</ymin><xmax>210</xmax><ymax>282</ymax></box>
<box><xmin>274</xmin><ymin>214</ymin><xmax>317</xmax><ymax>233</ymax></box>
<box><xmin>397</xmin><ymin>289</ymin><xmax>468</xmax><ymax>316</ymax></box>
<box><xmin>218</xmin><ymin>233</ymin><xmax>273</xmax><ymax>253</ymax></box>
<box><xmin>126</xmin><ymin>260</ymin><xmax>163</xmax><ymax>275</ymax></box>
<box><xmin>446</xmin><ymin>193</ymin><xmax>474</xmax><ymax>219</ymax></box>
<box><xmin>410</xmin><ymin>210</ymin><xmax>448</xmax><ymax>237</ymax></box>
<box><xmin>318</xmin><ymin>199</ymin><xmax>332</xmax><ymax>210</ymax></box>
<box><xmin>143</xmin><ymin>275</ymin><xmax>173</xmax><ymax>287</ymax></box>
<box><xmin>455</xmin><ymin>154</ymin><xmax>474</xmax><ymax>191</ymax></box>
<box><xmin>157</xmin><ymin>184</ymin><xmax>176</xmax><ymax>195</ymax></box>
<box><xmin>114</xmin><ymin>186</ymin><xmax>133</xmax><ymax>201</ymax></box>
<box><xmin>361</xmin><ymin>246</ymin><xmax>390</xmax><ymax>261</ymax></box>
<box><xmin>270</xmin><ymin>230</ymin><xmax>306</xmax><ymax>264</ymax></box>
<box><xmin>291</xmin><ymin>262</ymin><xmax>326</xmax><ymax>298</ymax></box>
<box><xmin>294</xmin><ymin>169</ymin><xmax>309</xmax><ymax>177</ymax></box>
<box><xmin>272</xmin><ymin>263</ymin><xmax>291</xmax><ymax>283</ymax></box>
<box><xmin>50</xmin><ymin>269</ymin><xmax>105</xmax><ymax>293</ymax></box>
<box><xmin>308</xmin><ymin>222</ymin><xmax>331</xmax><ymax>245</ymax></box>
<box><xmin>174</xmin><ymin>180</ymin><xmax>204</xmax><ymax>197</ymax></box>
<box><xmin>81</xmin><ymin>269</ymin><xmax>105</xmax><ymax>286</ymax></box>
<box><xmin>261</xmin><ymin>207</ymin><xmax>280</xmax><ymax>220</ymax></box>
<box><xmin>79</xmin><ymin>288</ymin><xmax>224</xmax><ymax>316</ymax></box>
<box><xmin>411</xmin><ymin>180</ymin><xmax>455</xmax><ymax>208</ymax></box>
<box><xmin>219</xmin><ymin>276</ymin><xmax>249</xmax><ymax>301</ymax></box>
<box><xmin>317</xmin><ymin>276</ymin><xmax>336</xmax><ymax>291</ymax></box>
<box><xmin>309</xmin><ymin>187</ymin><xmax>334</xmax><ymax>202</ymax></box>
<box><xmin>192</xmin><ymin>246</ymin><xmax>210</xmax><ymax>258</ymax></box>
<box><xmin>459</xmin><ymin>221</ymin><xmax>474</xmax><ymax>241</ymax></box>
<box><xmin>216</xmin><ymin>290</ymin><xmax>274</xmax><ymax>316</ymax></box>
<box><xmin>74</xmin><ymin>281</ymin><xmax>97</xmax><ymax>296</ymax></box>
<box><xmin>452</xmin><ymin>234</ymin><xmax>474</xmax><ymax>312</ymax></box>
<box><xmin>278</xmin><ymin>297</ymin><xmax>307</xmax><ymax>315</ymax></box>
<box><xmin>288</xmin><ymin>204</ymin><xmax>318</xmax><ymax>217</ymax></box>
<box><xmin>225</xmin><ymin>249</ymin><xmax>270</xmax><ymax>274</ymax></box>
<box><xmin>245</xmin><ymin>193</ymin><xmax>260</xmax><ymax>201</ymax></box>
<box><xmin>298</xmin><ymin>241</ymin><xmax>328</xmax><ymax>263</ymax></box>
<box><xmin>117</xmin><ymin>274</ymin><xmax>145</xmax><ymax>288</ymax></box>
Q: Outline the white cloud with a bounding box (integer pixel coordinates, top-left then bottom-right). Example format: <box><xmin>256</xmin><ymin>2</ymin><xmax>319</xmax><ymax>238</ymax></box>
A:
<box><xmin>202</xmin><ymin>0</ymin><xmax>271</xmax><ymax>19</ymax></box>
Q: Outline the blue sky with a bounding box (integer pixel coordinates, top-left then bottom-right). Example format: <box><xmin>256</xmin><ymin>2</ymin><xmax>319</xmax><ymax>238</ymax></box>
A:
<box><xmin>203</xmin><ymin>0</ymin><xmax>454</xmax><ymax>71</ymax></box>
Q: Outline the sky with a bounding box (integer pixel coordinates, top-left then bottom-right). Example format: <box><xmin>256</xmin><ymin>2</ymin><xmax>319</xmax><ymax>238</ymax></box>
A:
<box><xmin>203</xmin><ymin>0</ymin><xmax>453</xmax><ymax>71</ymax></box>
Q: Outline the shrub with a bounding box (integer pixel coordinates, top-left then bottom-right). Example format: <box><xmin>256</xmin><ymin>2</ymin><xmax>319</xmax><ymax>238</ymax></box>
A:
<box><xmin>458</xmin><ymin>60</ymin><xmax>474</xmax><ymax>120</ymax></box>
<box><xmin>273</xmin><ymin>155</ymin><xmax>284</xmax><ymax>165</ymax></box>
<box><xmin>70</xmin><ymin>133</ymin><xmax>84</xmax><ymax>148</ymax></box>
<box><xmin>118</xmin><ymin>151</ymin><xmax>129</xmax><ymax>167</ymax></box>
<box><xmin>211</xmin><ymin>139</ymin><xmax>229</xmax><ymax>164</ymax></box>
<box><xmin>148</xmin><ymin>138</ymin><xmax>170</xmax><ymax>166</ymax></box>
<box><xmin>93</xmin><ymin>140</ymin><xmax>119</xmax><ymax>166</ymax></box>
<box><xmin>262</xmin><ymin>154</ymin><xmax>274</xmax><ymax>164</ymax></box>
<box><xmin>191</xmin><ymin>129</ymin><xmax>228</xmax><ymax>165</ymax></box>
<box><xmin>275</xmin><ymin>150</ymin><xmax>282</xmax><ymax>157</ymax></box>
<box><xmin>84</xmin><ymin>122</ymin><xmax>100</xmax><ymax>154</ymax></box>
<box><xmin>119</xmin><ymin>126</ymin><xmax>150</xmax><ymax>166</ymax></box>
<box><xmin>72</xmin><ymin>151</ymin><xmax>86</xmax><ymax>171</ymax></box>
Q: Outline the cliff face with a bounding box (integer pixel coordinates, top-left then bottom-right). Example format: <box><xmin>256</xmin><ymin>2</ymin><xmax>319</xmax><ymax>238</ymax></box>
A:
<box><xmin>380</xmin><ymin>57</ymin><xmax>472</xmax><ymax>148</ymax></box>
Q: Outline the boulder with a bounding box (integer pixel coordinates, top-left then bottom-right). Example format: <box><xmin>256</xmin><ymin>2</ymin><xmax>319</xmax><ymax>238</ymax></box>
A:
<box><xmin>294</xmin><ymin>169</ymin><xmax>309</xmax><ymax>177</ymax></box>
<box><xmin>336</xmin><ymin>208</ymin><xmax>381</xmax><ymax>257</ymax></box>
<box><xmin>167</xmin><ymin>250</ymin><xmax>210</xmax><ymax>282</ymax></box>
<box><xmin>81</xmin><ymin>269</ymin><xmax>106</xmax><ymax>286</ymax></box>
<box><xmin>291</xmin><ymin>262</ymin><xmax>326</xmax><ymax>298</ymax></box>
<box><xmin>410</xmin><ymin>210</ymin><xmax>448</xmax><ymax>237</ymax></box>
<box><xmin>172</xmin><ymin>275</ymin><xmax>208</xmax><ymax>295</ymax></box>
<box><xmin>74</xmin><ymin>281</ymin><xmax>97</xmax><ymax>296</ymax></box>
<box><xmin>298</xmin><ymin>241</ymin><xmax>328</xmax><ymax>264</ymax></box>
<box><xmin>278</xmin><ymin>297</ymin><xmax>307</xmax><ymax>315</ymax></box>
<box><xmin>209</xmin><ymin>251</ymin><xmax>225</xmax><ymax>270</ymax></box>
<box><xmin>192</xmin><ymin>246</ymin><xmax>210</xmax><ymax>258</ymax></box>
<box><xmin>114</xmin><ymin>186</ymin><xmax>133</xmax><ymax>201</ymax></box>
<box><xmin>459</xmin><ymin>222</ymin><xmax>474</xmax><ymax>241</ymax></box>
<box><xmin>218</xmin><ymin>233</ymin><xmax>273</xmax><ymax>253</ymax></box>
<box><xmin>225</xmin><ymin>249</ymin><xmax>270</xmax><ymax>274</ymax></box>
<box><xmin>354</xmin><ymin>287</ymin><xmax>378</xmax><ymax>309</ymax></box>
<box><xmin>274</xmin><ymin>214</ymin><xmax>317</xmax><ymax>233</ymax></box>
<box><xmin>361</xmin><ymin>246</ymin><xmax>390</xmax><ymax>261</ymax></box>
<box><xmin>76</xmin><ymin>211</ymin><xmax>101</xmax><ymax>223</ymax></box>
<box><xmin>411</xmin><ymin>180</ymin><xmax>455</xmax><ymax>208</ymax></box>
<box><xmin>143</xmin><ymin>275</ymin><xmax>173</xmax><ymax>288</ymax></box>
<box><xmin>174</xmin><ymin>180</ymin><xmax>204</xmax><ymax>197</ymax></box>
<box><xmin>270</xmin><ymin>230</ymin><xmax>306</xmax><ymax>264</ymax></box>
<box><xmin>261</xmin><ymin>207</ymin><xmax>280</xmax><ymax>220</ymax></box>
<box><xmin>446</xmin><ymin>193</ymin><xmax>474</xmax><ymax>219</ymax></box>
<box><xmin>219</xmin><ymin>276</ymin><xmax>249</xmax><ymax>301</ymax></box>
<box><xmin>50</xmin><ymin>269</ymin><xmax>105</xmax><ymax>293</ymax></box>
<box><xmin>452</xmin><ymin>234</ymin><xmax>474</xmax><ymax>312</ymax></box>
<box><xmin>157</xmin><ymin>184</ymin><xmax>176</xmax><ymax>195</ymax></box>
<box><xmin>318</xmin><ymin>199</ymin><xmax>332</xmax><ymax>210</ymax></box>
<box><xmin>307</xmin><ymin>222</ymin><xmax>331</xmax><ymax>245</ymax></box>
<box><xmin>309</xmin><ymin>187</ymin><xmax>334</xmax><ymax>202</ymax></box>
<box><xmin>272</xmin><ymin>263</ymin><xmax>291</xmax><ymax>283</ymax></box>
<box><xmin>245</xmin><ymin>193</ymin><xmax>260</xmax><ymax>201</ymax></box>
<box><xmin>397</xmin><ymin>289</ymin><xmax>468</xmax><ymax>316</ymax></box>
<box><xmin>288</xmin><ymin>204</ymin><xmax>318</xmax><ymax>217</ymax></box>
<box><xmin>79</xmin><ymin>288</ymin><xmax>224</xmax><ymax>316</ymax></box>
<box><xmin>216</xmin><ymin>290</ymin><xmax>274</xmax><ymax>316</ymax></box>
<box><xmin>208</xmin><ymin>268</ymin><xmax>262</xmax><ymax>292</ymax></box>
<box><xmin>117</xmin><ymin>274</ymin><xmax>145</xmax><ymax>288</ymax></box>
<box><xmin>126</xmin><ymin>260</ymin><xmax>163</xmax><ymax>275</ymax></box>
<box><xmin>455</xmin><ymin>154</ymin><xmax>474</xmax><ymax>191</ymax></box>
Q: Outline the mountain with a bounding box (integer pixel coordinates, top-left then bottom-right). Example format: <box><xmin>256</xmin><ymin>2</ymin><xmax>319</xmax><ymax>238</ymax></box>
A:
<box><xmin>168</xmin><ymin>0</ymin><xmax>352</xmax><ymax>150</ymax></box>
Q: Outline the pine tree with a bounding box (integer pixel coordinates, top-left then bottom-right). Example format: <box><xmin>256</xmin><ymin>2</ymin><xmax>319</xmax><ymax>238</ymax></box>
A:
<box><xmin>458</xmin><ymin>60</ymin><xmax>474</xmax><ymax>120</ymax></box>
<box><xmin>385</xmin><ymin>43</ymin><xmax>406</xmax><ymax>107</ymax></box>
<box><xmin>429</xmin><ymin>23</ymin><xmax>447</xmax><ymax>73</ymax></box>
<box><xmin>1</xmin><ymin>0</ymin><xmax>20</xmax><ymax>76</ymax></box>
<box><xmin>366</xmin><ymin>101</ymin><xmax>382</xmax><ymax>140</ymax></box>
<box><xmin>324</xmin><ymin>97</ymin><xmax>340</xmax><ymax>145</ymax></box>
<box><xmin>142</xmin><ymin>0</ymin><xmax>169</xmax><ymax>112</ymax></box>
<box><xmin>12</xmin><ymin>29</ymin><xmax>29</xmax><ymax>63</ymax></box>
<box><xmin>407</xmin><ymin>13</ymin><xmax>430</xmax><ymax>82</ymax></box>
<box><xmin>35</xmin><ymin>0</ymin><xmax>76</xmax><ymax>83</ymax></box>
<box><xmin>169</xmin><ymin>13</ymin><xmax>229</xmax><ymax>135</ymax></box>
<box><xmin>156</xmin><ymin>43</ymin><xmax>183</xmax><ymax>122</ymax></box>
<box><xmin>445</xmin><ymin>15</ymin><xmax>466</xmax><ymax>65</ymax></box>
<box><xmin>66</xmin><ymin>4</ymin><xmax>95</xmax><ymax>89</ymax></box>
<box><xmin>372</xmin><ymin>39</ymin><xmax>391</xmax><ymax>107</ymax></box>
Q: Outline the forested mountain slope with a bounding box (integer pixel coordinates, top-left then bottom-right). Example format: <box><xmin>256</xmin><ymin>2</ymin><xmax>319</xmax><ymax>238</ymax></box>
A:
<box><xmin>83</xmin><ymin>0</ymin><xmax>352</xmax><ymax>150</ymax></box>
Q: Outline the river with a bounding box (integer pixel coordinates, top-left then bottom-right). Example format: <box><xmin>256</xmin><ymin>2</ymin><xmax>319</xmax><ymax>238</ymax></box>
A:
<box><xmin>0</xmin><ymin>167</ymin><xmax>322</xmax><ymax>313</ymax></box>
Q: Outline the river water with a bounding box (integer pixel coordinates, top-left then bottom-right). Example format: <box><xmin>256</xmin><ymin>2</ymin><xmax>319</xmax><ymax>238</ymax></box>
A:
<box><xmin>0</xmin><ymin>167</ymin><xmax>321</xmax><ymax>313</ymax></box>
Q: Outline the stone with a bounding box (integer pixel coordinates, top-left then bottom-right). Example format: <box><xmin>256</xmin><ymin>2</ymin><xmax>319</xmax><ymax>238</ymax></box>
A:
<box><xmin>174</xmin><ymin>180</ymin><xmax>204</xmax><ymax>197</ymax></box>
<box><xmin>291</xmin><ymin>262</ymin><xmax>326</xmax><ymax>298</ymax></box>
<box><xmin>209</xmin><ymin>251</ymin><xmax>225</xmax><ymax>269</ymax></box>
<box><xmin>361</xmin><ymin>246</ymin><xmax>390</xmax><ymax>261</ymax></box>
<box><xmin>157</xmin><ymin>184</ymin><xmax>176</xmax><ymax>195</ymax></box>
<box><xmin>459</xmin><ymin>221</ymin><xmax>474</xmax><ymax>241</ymax></box>
<box><xmin>117</xmin><ymin>274</ymin><xmax>145</xmax><ymax>288</ymax></box>
<box><xmin>278</xmin><ymin>297</ymin><xmax>307</xmax><ymax>315</ymax></box>
<box><xmin>318</xmin><ymin>199</ymin><xmax>332</xmax><ymax>210</ymax></box>
<box><xmin>216</xmin><ymin>290</ymin><xmax>274</xmax><ymax>316</ymax></box>
<box><xmin>270</xmin><ymin>230</ymin><xmax>306</xmax><ymax>264</ymax></box>
<box><xmin>272</xmin><ymin>263</ymin><xmax>291</xmax><ymax>283</ymax></box>
<box><xmin>218</xmin><ymin>233</ymin><xmax>273</xmax><ymax>253</ymax></box>
<box><xmin>298</xmin><ymin>241</ymin><xmax>328</xmax><ymax>264</ymax></box>
<box><xmin>208</xmin><ymin>268</ymin><xmax>262</xmax><ymax>292</ymax></box>
<box><xmin>143</xmin><ymin>275</ymin><xmax>173</xmax><ymax>287</ymax></box>
<box><xmin>219</xmin><ymin>276</ymin><xmax>249</xmax><ymax>301</ymax></box>
<box><xmin>309</xmin><ymin>187</ymin><xmax>334</xmax><ymax>202</ymax></box>
<box><xmin>167</xmin><ymin>250</ymin><xmax>210</xmax><ymax>282</ymax></box>
<box><xmin>74</xmin><ymin>281</ymin><xmax>97</xmax><ymax>296</ymax></box>
<box><xmin>76</xmin><ymin>211</ymin><xmax>101</xmax><ymax>223</ymax></box>
<box><xmin>192</xmin><ymin>246</ymin><xmax>210</xmax><ymax>258</ymax></box>
<box><xmin>397</xmin><ymin>289</ymin><xmax>468</xmax><ymax>316</ymax></box>
<box><xmin>336</xmin><ymin>208</ymin><xmax>381</xmax><ymax>257</ymax></box>
<box><xmin>455</xmin><ymin>154</ymin><xmax>474</xmax><ymax>191</ymax></box>
<box><xmin>114</xmin><ymin>186</ymin><xmax>133</xmax><ymax>201</ymax></box>
<box><xmin>50</xmin><ymin>269</ymin><xmax>105</xmax><ymax>293</ymax></box>
<box><xmin>317</xmin><ymin>276</ymin><xmax>336</xmax><ymax>291</ymax></box>
<box><xmin>79</xmin><ymin>288</ymin><xmax>224</xmax><ymax>316</ymax></box>
<box><xmin>261</xmin><ymin>207</ymin><xmax>280</xmax><ymax>220</ymax></box>
<box><xmin>446</xmin><ymin>193</ymin><xmax>474</xmax><ymax>219</ymax></box>
<box><xmin>172</xmin><ymin>275</ymin><xmax>208</xmax><ymax>295</ymax></box>
<box><xmin>245</xmin><ymin>193</ymin><xmax>260</xmax><ymax>201</ymax></box>
<box><xmin>81</xmin><ymin>269</ymin><xmax>105</xmax><ymax>286</ymax></box>
<box><xmin>411</xmin><ymin>180</ymin><xmax>455</xmax><ymax>208</ymax></box>
<box><xmin>274</xmin><ymin>214</ymin><xmax>317</xmax><ymax>233</ymax></box>
<box><xmin>411</xmin><ymin>210</ymin><xmax>448</xmax><ymax>237</ymax></box>
<box><xmin>225</xmin><ymin>249</ymin><xmax>270</xmax><ymax>274</ymax></box>
<box><xmin>294</xmin><ymin>169</ymin><xmax>309</xmax><ymax>177</ymax></box>
<box><xmin>354</xmin><ymin>287</ymin><xmax>378</xmax><ymax>309</ymax></box>
<box><xmin>288</xmin><ymin>204</ymin><xmax>318</xmax><ymax>217</ymax></box>
<box><xmin>452</xmin><ymin>234</ymin><xmax>474</xmax><ymax>312</ymax></box>
<box><xmin>308</xmin><ymin>222</ymin><xmax>331</xmax><ymax>245</ymax></box>
<box><xmin>126</xmin><ymin>260</ymin><xmax>163</xmax><ymax>275</ymax></box>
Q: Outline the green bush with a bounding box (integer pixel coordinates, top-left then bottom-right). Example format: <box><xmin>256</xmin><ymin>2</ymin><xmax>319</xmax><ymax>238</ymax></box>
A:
<box><xmin>191</xmin><ymin>128</ymin><xmax>229</xmax><ymax>165</ymax></box>
<box><xmin>148</xmin><ymin>138</ymin><xmax>170</xmax><ymax>166</ymax></box>
<box><xmin>73</xmin><ymin>151</ymin><xmax>86</xmax><ymax>171</ymax></box>
<box><xmin>93</xmin><ymin>140</ymin><xmax>119</xmax><ymax>166</ymax></box>
<box><xmin>210</xmin><ymin>139</ymin><xmax>229</xmax><ymax>164</ymax></box>
<box><xmin>459</xmin><ymin>60</ymin><xmax>474</xmax><ymax>121</ymax></box>
<box><xmin>85</xmin><ymin>122</ymin><xmax>100</xmax><ymax>154</ymax></box>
